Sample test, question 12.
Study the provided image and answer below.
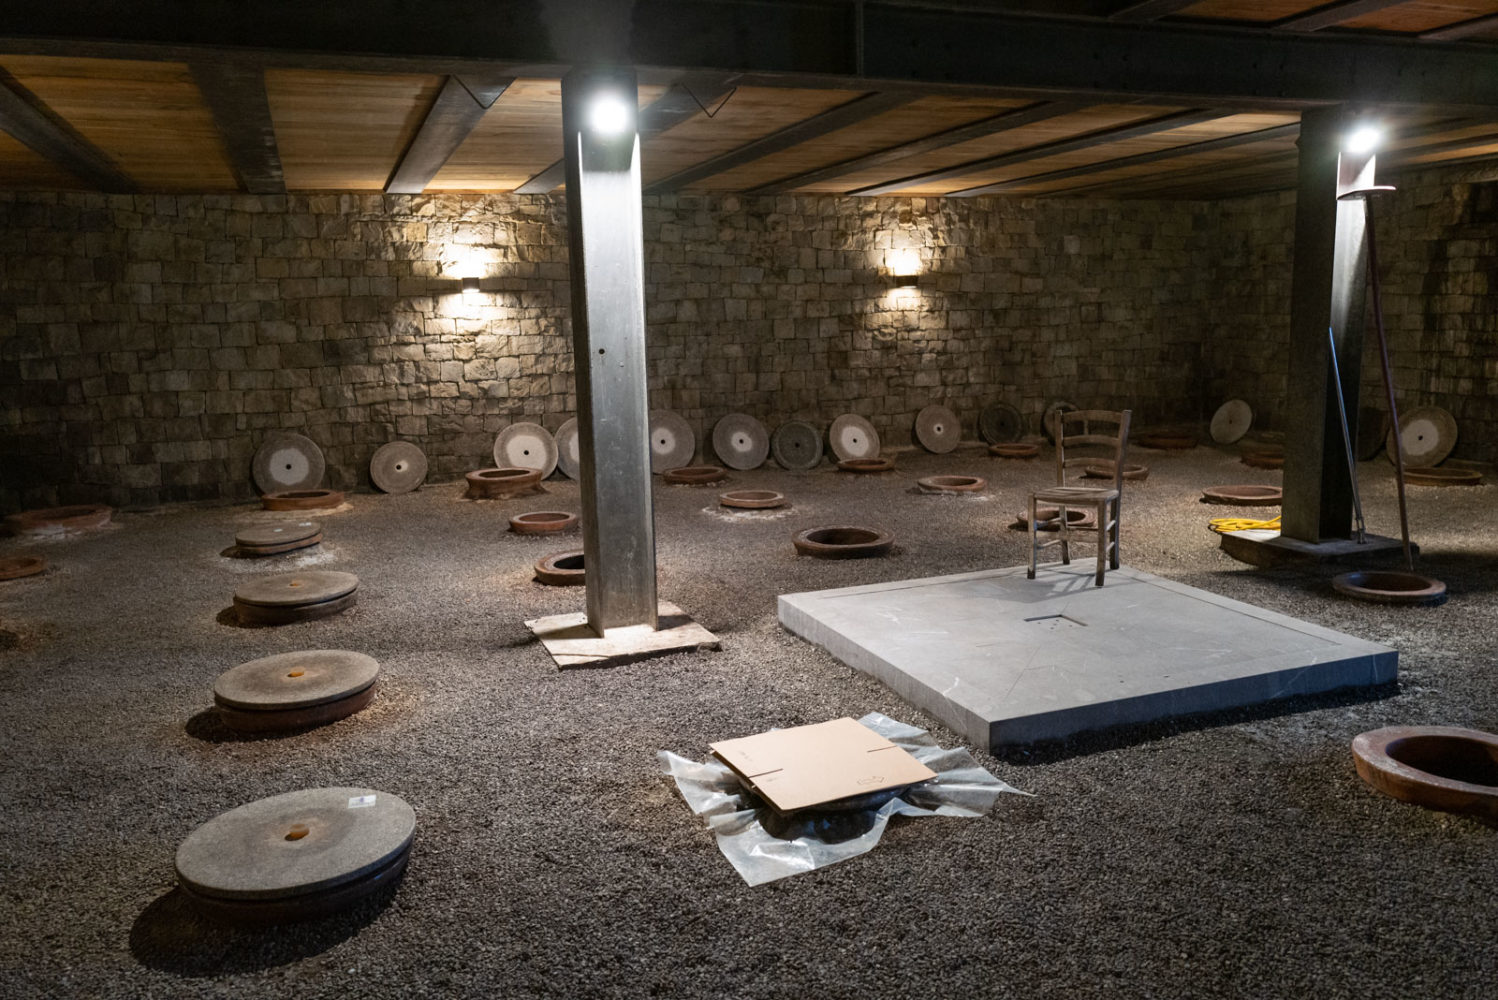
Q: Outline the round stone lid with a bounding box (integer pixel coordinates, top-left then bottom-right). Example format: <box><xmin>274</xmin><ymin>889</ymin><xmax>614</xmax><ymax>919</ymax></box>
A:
<box><xmin>214</xmin><ymin>649</ymin><xmax>379</xmax><ymax>711</ymax></box>
<box><xmin>234</xmin><ymin>571</ymin><xmax>359</xmax><ymax>608</ymax></box>
<box><xmin>235</xmin><ymin>521</ymin><xmax>321</xmax><ymax>549</ymax></box>
<box><xmin>176</xmin><ymin>787</ymin><xmax>415</xmax><ymax>901</ymax></box>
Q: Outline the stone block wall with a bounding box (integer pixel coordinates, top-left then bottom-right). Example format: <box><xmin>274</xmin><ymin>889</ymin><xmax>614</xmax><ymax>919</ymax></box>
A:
<box><xmin>0</xmin><ymin>190</ymin><xmax>1217</xmax><ymax>511</ymax></box>
<box><xmin>1203</xmin><ymin>161</ymin><xmax>1498</xmax><ymax>465</ymax></box>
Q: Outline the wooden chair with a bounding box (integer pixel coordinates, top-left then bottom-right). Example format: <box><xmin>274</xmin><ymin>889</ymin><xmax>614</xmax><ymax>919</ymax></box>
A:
<box><xmin>1027</xmin><ymin>409</ymin><xmax>1132</xmax><ymax>587</ymax></box>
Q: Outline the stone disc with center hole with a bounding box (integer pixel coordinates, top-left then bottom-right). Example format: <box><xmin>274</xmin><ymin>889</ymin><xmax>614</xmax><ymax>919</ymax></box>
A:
<box><xmin>771</xmin><ymin>420</ymin><xmax>823</xmax><ymax>470</ymax></box>
<box><xmin>554</xmin><ymin>417</ymin><xmax>581</xmax><ymax>479</ymax></box>
<box><xmin>828</xmin><ymin>414</ymin><xmax>880</xmax><ymax>461</ymax></box>
<box><xmin>0</xmin><ymin>555</ymin><xmax>46</xmax><ymax>580</ymax></box>
<box><xmin>1042</xmin><ymin>401</ymin><xmax>1078</xmax><ymax>443</ymax></box>
<box><xmin>369</xmin><ymin>441</ymin><xmax>427</xmax><ymax>494</ymax></box>
<box><xmin>711</xmin><ymin>413</ymin><xmax>770</xmax><ymax>470</ymax></box>
<box><xmin>1387</xmin><ymin>406</ymin><xmax>1457</xmax><ymax>467</ymax></box>
<box><xmin>494</xmin><ymin>423</ymin><xmax>558</xmax><ymax>479</ymax></box>
<box><xmin>914</xmin><ymin>404</ymin><xmax>961</xmax><ymax>454</ymax></box>
<box><xmin>1210</xmin><ymin>399</ymin><xmax>1253</xmax><ymax>444</ymax></box>
<box><xmin>214</xmin><ymin>650</ymin><xmax>379</xmax><ymax>712</ymax></box>
<box><xmin>175</xmin><ymin>787</ymin><xmax>415</xmax><ymax>903</ymax></box>
<box><xmin>235</xmin><ymin>571</ymin><xmax>359</xmax><ymax>608</ymax></box>
<box><xmin>648</xmin><ymin>410</ymin><xmax>696</xmax><ymax>472</ymax></box>
<box><xmin>252</xmin><ymin>433</ymin><xmax>325</xmax><ymax>494</ymax></box>
<box><xmin>1202</xmin><ymin>485</ymin><xmax>1283</xmax><ymax>506</ymax></box>
<box><xmin>978</xmin><ymin>402</ymin><xmax>1024</xmax><ymax>444</ymax></box>
<box><xmin>236</xmin><ymin>521</ymin><xmax>321</xmax><ymax>549</ymax></box>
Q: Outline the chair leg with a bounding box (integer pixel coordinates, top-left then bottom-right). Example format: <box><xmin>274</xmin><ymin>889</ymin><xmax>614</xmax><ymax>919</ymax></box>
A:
<box><xmin>1058</xmin><ymin>504</ymin><xmax>1070</xmax><ymax>565</ymax></box>
<box><xmin>1094</xmin><ymin>506</ymin><xmax>1106</xmax><ymax>586</ymax></box>
<box><xmin>1027</xmin><ymin>494</ymin><xmax>1037</xmax><ymax>579</ymax></box>
<box><xmin>1110</xmin><ymin>499</ymin><xmax>1121</xmax><ymax>569</ymax></box>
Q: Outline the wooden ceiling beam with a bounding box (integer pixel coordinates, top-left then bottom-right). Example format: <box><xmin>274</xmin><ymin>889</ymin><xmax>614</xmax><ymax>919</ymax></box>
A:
<box><xmin>1274</xmin><ymin>1</ymin><xmax>1410</xmax><ymax>33</ymax></box>
<box><xmin>644</xmin><ymin>91</ymin><xmax>914</xmax><ymax>194</ymax></box>
<box><xmin>952</xmin><ymin>121</ymin><xmax>1301</xmax><ymax>196</ymax></box>
<box><xmin>0</xmin><ymin>71</ymin><xmax>134</xmax><ymax>192</ymax></box>
<box><xmin>850</xmin><ymin>108</ymin><xmax>1223</xmax><ymax>196</ymax></box>
<box><xmin>189</xmin><ymin>61</ymin><xmax>284</xmax><ymax>194</ymax></box>
<box><xmin>515</xmin><ymin>72</ymin><xmax>738</xmax><ymax>195</ymax></box>
<box><xmin>746</xmin><ymin>101</ymin><xmax>1082</xmax><ymax>195</ymax></box>
<box><xmin>386</xmin><ymin>73</ymin><xmax>512</xmax><ymax>195</ymax></box>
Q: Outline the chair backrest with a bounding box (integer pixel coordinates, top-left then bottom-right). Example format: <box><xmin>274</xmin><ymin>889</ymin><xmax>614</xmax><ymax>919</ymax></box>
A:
<box><xmin>1052</xmin><ymin>409</ymin><xmax>1132</xmax><ymax>490</ymax></box>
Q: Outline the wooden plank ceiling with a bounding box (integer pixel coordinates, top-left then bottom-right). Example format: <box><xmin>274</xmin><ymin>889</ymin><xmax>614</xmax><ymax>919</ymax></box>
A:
<box><xmin>3</xmin><ymin>0</ymin><xmax>1498</xmax><ymax>201</ymax></box>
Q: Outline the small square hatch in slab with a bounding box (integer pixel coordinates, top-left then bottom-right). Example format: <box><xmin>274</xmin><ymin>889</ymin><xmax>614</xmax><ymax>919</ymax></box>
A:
<box><xmin>710</xmin><ymin>717</ymin><xmax>937</xmax><ymax>814</ymax></box>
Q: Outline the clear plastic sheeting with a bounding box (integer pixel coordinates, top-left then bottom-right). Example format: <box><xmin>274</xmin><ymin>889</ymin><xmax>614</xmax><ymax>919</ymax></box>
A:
<box><xmin>658</xmin><ymin>712</ymin><xmax>1027</xmax><ymax>886</ymax></box>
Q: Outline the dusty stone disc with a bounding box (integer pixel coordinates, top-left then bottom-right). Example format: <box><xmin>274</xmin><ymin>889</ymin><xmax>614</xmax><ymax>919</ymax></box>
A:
<box><xmin>1210</xmin><ymin>399</ymin><xmax>1253</xmax><ymax>445</ymax></box>
<box><xmin>0</xmin><ymin>555</ymin><xmax>46</xmax><ymax>580</ymax></box>
<box><xmin>648</xmin><ymin>410</ymin><xmax>696</xmax><ymax>473</ymax></box>
<box><xmin>917</xmin><ymin>475</ymin><xmax>986</xmax><ymax>493</ymax></box>
<box><xmin>4</xmin><ymin>504</ymin><xmax>112</xmax><ymax>535</ymax></box>
<box><xmin>720</xmin><ymin>490</ymin><xmax>786</xmax><ymax>510</ymax></box>
<box><xmin>252</xmin><ymin>433</ymin><xmax>325</xmax><ymax>494</ymax></box>
<box><xmin>175</xmin><ymin>787</ymin><xmax>415</xmax><ymax>905</ymax></box>
<box><xmin>1333</xmin><ymin>570</ymin><xmax>1447</xmax><ymax>607</ymax></box>
<box><xmin>509</xmin><ymin>511</ymin><xmax>579</xmax><ymax>534</ymax></box>
<box><xmin>1357</xmin><ymin>407</ymin><xmax>1390</xmax><ymax>461</ymax></box>
<box><xmin>1042</xmin><ymin>401</ymin><xmax>1078</xmax><ymax>443</ymax></box>
<box><xmin>236</xmin><ymin>521</ymin><xmax>321</xmax><ymax>549</ymax></box>
<box><xmin>369</xmin><ymin>441</ymin><xmax>427</xmax><ymax>494</ymax></box>
<box><xmin>771</xmin><ymin>420</ymin><xmax>823</xmax><ymax>471</ymax></box>
<box><xmin>990</xmin><ymin>443</ymin><xmax>1040</xmax><ymax>459</ymax></box>
<box><xmin>236</xmin><ymin>532</ymin><xmax>322</xmax><ymax>557</ymax></box>
<box><xmin>914</xmin><ymin>405</ymin><xmax>961</xmax><ymax>454</ymax></box>
<box><xmin>235</xmin><ymin>591</ymin><xmax>358</xmax><ymax>627</ymax></box>
<box><xmin>1387</xmin><ymin>406</ymin><xmax>1457</xmax><ymax>467</ymax></box>
<box><xmin>838</xmin><ymin>457</ymin><xmax>895</xmax><ymax>473</ymax></box>
<box><xmin>554</xmin><ymin>417</ymin><xmax>581</xmax><ymax>480</ymax></box>
<box><xmin>235</xmin><ymin>571</ymin><xmax>359</xmax><ymax>610</ymax></box>
<box><xmin>494</xmin><ymin>423</ymin><xmax>558</xmax><ymax>479</ymax></box>
<box><xmin>534</xmin><ymin>550</ymin><xmax>585</xmax><ymax>586</ymax></box>
<box><xmin>663</xmin><ymin>465</ymin><xmax>728</xmax><ymax>485</ymax></box>
<box><xmin>1082</xmin><ymin>461</ymin><xmax>1149</xmax><ymax>481</ymax></box>
<box><xmin>1202</xmin><ymin>485</ymin><xmax>1283</xmax><ymax>506</ymax></box>
<box><xmin>828</xmin><ymin>414</ymin><xmax>880</xmax><ymax>461</ymax></box>
<box><xmin>261</xmin><ymin>489</ymin><xmax>344</xmax><ymax>511</ymax></box>
<box><xmin>712</xmin><ymin>413</ymin><xmax>770</xmax><ymax>470</ymax></box>
<box><xmin>1403</xmin><ymin>467</ymin><xmax>1483</xmax><ymax>487</ymax></box>
<box><xmin>793</xmin><ymin>525</ymin><xmax>893</xmax><ymax>559</ymax></box>
<box><xmin>978</xmin><ymin>402</ymin><xmax>1024</xmax><ymax>444</ymax></box>
<box><xmin>214</xmin><ymin>650</ymin><xmax>380</xmax><ymax>712</ymax></box>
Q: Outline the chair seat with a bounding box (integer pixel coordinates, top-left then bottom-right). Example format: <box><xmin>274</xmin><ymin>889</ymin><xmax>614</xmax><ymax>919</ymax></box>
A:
<box><xmin>1033</xmin><ymin>485</ymin><xmax>1118</xmax><ymax>504</ymax></box>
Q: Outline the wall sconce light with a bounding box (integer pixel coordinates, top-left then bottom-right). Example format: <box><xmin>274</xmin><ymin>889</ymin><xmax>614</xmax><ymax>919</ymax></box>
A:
<box><xmin>892</xmin><ymin>272</ymin><xmax>918</xmax><ymax>288</ymax></box>
<box><xmin>461</xmin><ymin>276</ymin><xmax>480</xmax><ymax>294</ymax></box>
<box><xmin>886</xmin><ymin>248</ymin><xmax>921</xmax><ymax>290</ymax></box>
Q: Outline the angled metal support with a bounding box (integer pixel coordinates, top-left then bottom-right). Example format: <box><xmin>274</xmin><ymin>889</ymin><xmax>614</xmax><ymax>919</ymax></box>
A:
<box><xmin>1274</xmin><ymin>1</ymin><xmax>1408</xmax><ymax>33</ymax></box>
<box><xmin>1421</xmin><ymin>14</ymin><xmax>1498</xmax><ymax>41</ymax></box>
<box><xmin>562</xmin><ymin>67</ymin><xmax>657</xmax><ymax>634</ymax></box>
<box><xmin>951</xmin><ymin>122</ymin><xmax>1301</xmax><ymax>196</ymax></box>
<box><xmin>644</xmin><ymin>91</ymin><xmax>912</xmax><ymax>194</ymax></box>
<box><xmin>190</xmin><ymin>61</ymin><xmax>285</xmax><ymax>194</ymax></box>
<box><xmin>1283</xmin><ymin>106</ymin><xmax>1372</xmax><ymax>543</ymax></box>
<box><xmin>748</xmin><ymin>101</ymin><xmax>1081</xmax><ymax>195</ymax></box>
<box><xmin>0</xmin><ymin>71</ymin><xmax>134</xmax><ymax>192</ymax></box>
<box><xmin>852</xmin><ymin>109</ymin><xmax>1222</xmax><ymax>196</ymax></box>
<box><xmin>1108</xmin><ymin>0</ymin><xmax>1200</xmax><ymax>20</ymax></box>
<box><xmin>516</xmin><ymin>72</ymin><xmax>737</xmax><ymax>195</ymax></box>
<box><xmin>386</xmin><ymin>73</ymin><xmax>512</xmax><ymax>194</ymax></box>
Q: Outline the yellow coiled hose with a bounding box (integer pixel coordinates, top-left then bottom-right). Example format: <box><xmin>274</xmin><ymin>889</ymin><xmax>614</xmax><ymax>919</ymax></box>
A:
<box><xmin>1209</xmin><ymin>514</ymin><xmax>1281</xmax><ymax>534</ymax></box>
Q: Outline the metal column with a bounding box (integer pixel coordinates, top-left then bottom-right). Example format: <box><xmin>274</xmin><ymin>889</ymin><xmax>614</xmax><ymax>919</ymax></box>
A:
<box><xmin>561</xmin><ymin>67</ymin><xmax>658</xmax><ymax>633</ymax></box>
<box><xmin>1282</xmin><ymin>107</ymin><xmax>1371</xmax><ymax>543</ymax></box>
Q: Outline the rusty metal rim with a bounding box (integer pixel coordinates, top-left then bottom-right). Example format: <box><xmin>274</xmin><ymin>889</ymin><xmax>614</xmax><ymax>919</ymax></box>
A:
<box><xmin>1332</xmin><ymin>570</ymin><xmax>1447</xmax><ymax>606</ymax></box>
<box><xmin>989</xmin><ymin>443</ymin><xmax>1040</xmax><ymax>459</ymax></box>
<box><xmin>793</xmin><ymin>525</ymin><xmax>894</xmax><ymax>559</ymax></box>
<box><xmin>1402</xmin><ymin>467</ymin><xmax>1482</xmax><ymax>487</ymax></box>
<box><xmin>1134</xmin><ymin>432</ymin><xmax>1198</xmax><ymax>450</ymax></box>
<box><xmin>1201</xmin><ymin>485</ymin><xmax>1283</xmax><ymax>506</ymax></box>
<box><xmin>0</xmin><ymin>555</ymin><xmax>46</xmax><ymax>580</ymax></box>
<box><xmin>720</xmin><ymin>490</ymin><xmax>786</xmax><ymax>509</ymax></box>
<box><xmin>837</xmin><ymin>458</ymin><xmax>895</xmax><ymax>473</ymax></box>
<box><xmin>534</xmin><ymin>550</ymin><xmax>585</xmax><ymax>585</ymax></box>
<box><xmin>663</xmin><ymin>465</ymin><xmax>729</xmax><ymax>485</ymax></box>
<box><xmin>260</xmin><ymin>490</ymin><xmax>345</xmax><ymax>511</ymax></box>
<box><xmin>4</xmin><ymin>504</ymin><xmax>113</xmax><ymax>534</ymax></box>
<box><xmin>1082</xmin><ymin>461</ymin><xmax>1148</xmax><ymax>481</ymax></box>
<box><xmin>1017</xmin><ymin>507</ymin><xmax>1098</xmax><ymax>531</ymax></box>
<box><xmin>1352</xmin><ymin>726</ymin><xmax>1498</xmax><ymax>820</ymax></box>
<box><xmin>916</xmin><ymin>475</ymin><xmax>987</xmax><ymax>493</ymax></box>
<box><xmin>509</xmin><ymin>511</ymin><xmax>579</xmax><ymax>534</ymax></box>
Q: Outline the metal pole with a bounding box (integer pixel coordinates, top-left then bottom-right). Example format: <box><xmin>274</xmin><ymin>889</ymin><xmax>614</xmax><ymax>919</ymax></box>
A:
<box><xmin>562</xmin><ymin>67</ymin><xmax>659</xmax><ymax>632</ymax></box>
<box><xmin>1362</xmin><ymin>195</ymin><xmax>1415</xmax><ymax>572</ymax></box>
<box><xmin>1325</xmin><ymin>326</ymin><xmax>1366</xmax><ymax>544</ymax></box>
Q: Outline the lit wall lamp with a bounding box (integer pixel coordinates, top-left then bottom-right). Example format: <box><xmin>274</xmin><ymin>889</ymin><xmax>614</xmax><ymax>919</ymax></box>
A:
<box><xmin>460</xmin><ymin>276</ymin><xmax>480</xmax><ymax>294</ymax></box>
<box><xmin>886</xmin><ymin>248</ymin><xmax>921</xmax><ymax>288</ymax></box>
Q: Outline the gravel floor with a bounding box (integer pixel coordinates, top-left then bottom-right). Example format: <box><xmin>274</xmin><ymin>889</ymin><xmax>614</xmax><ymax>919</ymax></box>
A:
<box><xmin>1</xmin><ymin>442</ymin><xmax>1495</xmax><ymax>999</ymax></box>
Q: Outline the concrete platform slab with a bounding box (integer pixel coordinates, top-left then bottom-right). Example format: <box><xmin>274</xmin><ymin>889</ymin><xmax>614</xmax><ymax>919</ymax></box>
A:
<box><xmin>527</xmin><ymin>600</ymin><xmax>719</xmax><ymax>669</ymax></box>
<box><xmin>778</xmin><ymin>565</ymin><xmax>1396</xmax><ymax>749</ymax></box>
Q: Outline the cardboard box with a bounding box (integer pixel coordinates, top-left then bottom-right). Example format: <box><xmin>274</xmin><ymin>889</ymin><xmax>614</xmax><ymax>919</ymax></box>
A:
<box><xmin>710</xmin><ymin>717</ymin><xmax>937</xmax><ymax>814</ymax></box>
